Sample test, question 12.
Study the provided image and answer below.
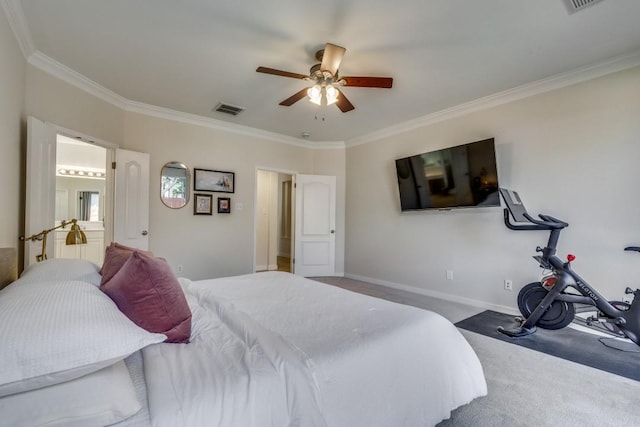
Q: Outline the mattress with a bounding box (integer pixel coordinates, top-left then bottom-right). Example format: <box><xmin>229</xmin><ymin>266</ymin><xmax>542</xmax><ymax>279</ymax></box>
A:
<box><xmin>115</xmin><ymin>352</ymin><xmax>151</xmax><ymax>427</ymax></box>
<box><xmin>141</xmin><ymin>272</ymin><xmax>487</xmax><ymax>426</ymax></box>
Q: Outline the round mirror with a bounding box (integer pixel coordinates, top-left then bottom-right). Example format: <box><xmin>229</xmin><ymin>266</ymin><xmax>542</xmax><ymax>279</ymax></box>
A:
<box><xmin>161</xmin><ymin>162</ymin><xmax>190</xmax><ymax>209</ymax></box>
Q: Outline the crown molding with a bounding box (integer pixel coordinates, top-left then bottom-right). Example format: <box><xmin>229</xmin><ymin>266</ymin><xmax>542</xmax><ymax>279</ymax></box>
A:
<box><xmin>26</xmin><ymin>50</ymin><xmax>345</xmax><ymax>150</ymax></box>
<box><xmin>346</xmin><ymin>49</ymin><xmax>640</xmax><ymax>147</ymax></box>
<box><xmin>28</xmin><ymin>51</ymin><xmax>129</xmax><ymax>110</ymax></box>
<box><xmin>24</xmin><ymin>44</ymin><xmax>640</xmax><ymax>151</ymax></box>
<box><xmin>1</xmin><ymin>0</ymin><xmax>341</xmax><ymax>150</ymax></box>
<box><xmin>125</xmin><ymin>100</ymin><xmax>330</xmax><ymax>149</ymax></box>
<box><xmin>15</xmin><ymin>0</ymin><xmax>638</xmax><ymax>153</ymax></box>
<box><xmin>1</xmin><ymin>0</ymin><xmax>35</xmax><ymax>58</ymax></box>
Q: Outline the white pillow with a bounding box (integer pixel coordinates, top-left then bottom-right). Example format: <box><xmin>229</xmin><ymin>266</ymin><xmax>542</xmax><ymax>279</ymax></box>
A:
<box><xmin>0</xmin><ymin>361</ymin><xmax>141</xmax><ymax>427</ymax></box>
<box><xmin>19</xmin><ymin>259</ymin><xmax>102</xmax><ymax>286</ymax></box>
<box><xmin>0</xmin><ymin>279</ymin><xmax>166</xmax><ymax>397</ymax></box>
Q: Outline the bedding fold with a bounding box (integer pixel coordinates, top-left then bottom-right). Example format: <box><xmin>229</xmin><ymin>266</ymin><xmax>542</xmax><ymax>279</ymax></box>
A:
<box><xmin>143</xmin><ymin>289</ymin><xmax>326</xmax><ymax>427</ymax></box>
<box><xmin>184</xmin><ymin>272</ymin><xmax>487</xmax><ymax>426</ymax></box>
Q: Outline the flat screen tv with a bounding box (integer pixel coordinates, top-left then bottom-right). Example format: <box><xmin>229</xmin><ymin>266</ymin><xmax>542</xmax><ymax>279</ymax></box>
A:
<box><xmin>395</xmin><ymin>138</ymin><xmax>500</xmax><ymax>211</ymax></box>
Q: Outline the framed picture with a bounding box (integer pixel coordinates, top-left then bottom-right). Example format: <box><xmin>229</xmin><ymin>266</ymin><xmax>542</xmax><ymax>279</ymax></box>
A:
<box><xmin>194</xmin><ymin>193</ymin><xmax>213</xmax><ymax>215</ymax></box>
<box><xmin>194</xmin><ymin>168</ymin><xmax>235</xmax><ymax>193</ymax></box>
<box><xmin>217</xmin><ymin>197</ymin><xmax>231</xmax><ymax>214</ymax></box>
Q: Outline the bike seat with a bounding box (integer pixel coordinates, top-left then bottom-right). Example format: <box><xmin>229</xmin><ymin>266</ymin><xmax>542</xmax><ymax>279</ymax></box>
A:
<box><xmin>624</xmin><ymin>246</ymin><xmax>640</xmax><ymax>253</ymax></box>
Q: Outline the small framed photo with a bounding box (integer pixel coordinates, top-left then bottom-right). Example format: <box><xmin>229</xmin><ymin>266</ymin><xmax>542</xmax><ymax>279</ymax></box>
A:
<box><xmin>194</xmin><ymin>168</ymin><xmax>235</xmax><ymax>193</ymax></box>
<box><xmin>194</xmin><ymin>193</ymin><xmax>213</xmax><ymax>215</ymax></box>
<box><xmin>217</xmin><ymin>197</ymin><xmax>231</xmax><ymax>214</ymax></box>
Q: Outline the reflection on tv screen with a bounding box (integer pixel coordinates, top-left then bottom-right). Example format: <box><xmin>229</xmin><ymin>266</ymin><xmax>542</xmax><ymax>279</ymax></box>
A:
<box><xmin>395</xmin><ymin>138</ymin><xmax>499</xmax><ymax>211</ymax></box>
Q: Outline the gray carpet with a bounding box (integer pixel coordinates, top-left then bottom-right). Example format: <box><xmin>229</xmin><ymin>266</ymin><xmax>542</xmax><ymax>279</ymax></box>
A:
<box><xmin>313</xmin><ymin>276</ymin><xmax>640</xmax><ymax>427</ymax></box>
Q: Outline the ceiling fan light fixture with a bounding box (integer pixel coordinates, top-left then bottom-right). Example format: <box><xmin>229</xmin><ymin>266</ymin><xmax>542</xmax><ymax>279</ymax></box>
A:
<box><xmin>307</xmin><ymin>85</ymin><xmax>322</xmax><ymax>105</ymax></box>
<box><xmin>325</xmin><ymin>84</ymin><xmax>339</xmax><ymax>105</ymax></box>
<box><xmin>257</xmin><ymin>42</ymin><xmax>392</xmax><ymax>113</ymax></box>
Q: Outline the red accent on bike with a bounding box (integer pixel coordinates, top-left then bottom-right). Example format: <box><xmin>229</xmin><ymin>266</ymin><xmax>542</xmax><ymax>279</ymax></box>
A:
<box><xmin>542</xmin><ymin>276</ymin><xmax>557</xmax><ymax>289</ymax></box>
<box><xmin>567</xmin><ymin>254</ymin><xmax>576</xmax><ymax>262</ymax></box>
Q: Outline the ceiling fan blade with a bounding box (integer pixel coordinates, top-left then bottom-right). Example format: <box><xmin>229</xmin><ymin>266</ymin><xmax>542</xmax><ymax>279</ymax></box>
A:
<box><xmin>335</xmin><ymin>89</ymin><xmax>354</xmax><ymax>113</ymax></box>
<box><xmin>341</xmin><ymin>76</ymin><xmax>393</xmax><ymax>88</ymax></box>
<box><xmin>279</xmin><ymin>88</ymin><xmax>309</xmax><ymax>106</ymax></box>
<box><xmin>256</xmin><ymin>66</ymin><xmax>308</xmax><ymax>80</ymax></box>
<box><xmin>320</xmin><ymin>43</ymin><xmax>346</xmax><ymax>76</ymax></box>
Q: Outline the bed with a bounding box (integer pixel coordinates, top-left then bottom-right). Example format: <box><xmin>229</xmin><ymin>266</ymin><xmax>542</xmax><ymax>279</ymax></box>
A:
<box><xmin>0</xmin><ymin>248</ymin><xmax>486</xmax><ymax>427</ymax></box>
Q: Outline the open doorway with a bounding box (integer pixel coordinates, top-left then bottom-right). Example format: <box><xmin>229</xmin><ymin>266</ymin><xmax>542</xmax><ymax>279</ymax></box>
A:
<box><xmin>26</xmin><ymin>117</ymin><xmax>150</xmax><ymax>269</ymax></box>
<box><xmin>54</xmin><ymin>135</ymin><xmax>107</xmax><ymax>265</ymax></box>
<box><xmin>255</xmin><ymin>169</ymin><xmax>294</xmax><ymax>273</ymax></box>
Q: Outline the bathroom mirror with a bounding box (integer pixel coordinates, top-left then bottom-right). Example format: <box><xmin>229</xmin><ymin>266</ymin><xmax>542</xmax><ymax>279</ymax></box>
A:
<box><xmin>78</xmin><ymin>190</ymin><xmax>101</xmax><ymax>221</ymax></box>
<box><xmin>161</xmin><ymin>162</ymin><xmax>190</xmax><ymax>209</ymax></box>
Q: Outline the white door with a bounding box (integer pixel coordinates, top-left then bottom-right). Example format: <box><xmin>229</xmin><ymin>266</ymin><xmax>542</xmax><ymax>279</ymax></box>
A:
<box><xmin>113</xmin><ymin>149</ymin><xmax>150</xmax><ymax>250</ymax></box>
<box><xmin>24</xmin><ymin>117</ymin><xmax>57</xmax><ymax>268</ymax></box>
<box><xmin>294</xmin><ymin>174</ymin><xmax>336</xmax><ymax>277</ymax></box>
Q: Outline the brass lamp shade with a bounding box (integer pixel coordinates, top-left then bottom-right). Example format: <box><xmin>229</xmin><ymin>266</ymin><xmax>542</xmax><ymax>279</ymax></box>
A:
<box><xmin>21</xmin><ymin>218</ymin><xmax>87</xmax><ymax>262</ymax></box>
<box><xmin>65</xmin><ymin>223</ymin><xmax>88</xmax><ymax>245</ymax></box>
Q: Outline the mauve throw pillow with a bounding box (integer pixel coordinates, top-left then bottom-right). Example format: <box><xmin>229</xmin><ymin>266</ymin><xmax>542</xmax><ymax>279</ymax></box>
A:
<box><xmin>100</xmin><ymin>243</ymin><xmax>153</xmax><ymax>286</ymax></box>
<box><xmin>100</xmin><ymin>251</ymin><xmax>191</xmax><ymax>343</ymax></box>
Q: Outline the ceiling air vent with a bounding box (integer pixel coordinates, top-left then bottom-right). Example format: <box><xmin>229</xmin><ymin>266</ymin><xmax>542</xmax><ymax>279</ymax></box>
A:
<box><xmin>564</xmin><ymin>0</ymin><xmax>603</xmax><ymax>14</ymax></box>
<box><xmin>213</xmin><ymin>102</ymin><xmax>245</xmax><ymax>116</ymax></box>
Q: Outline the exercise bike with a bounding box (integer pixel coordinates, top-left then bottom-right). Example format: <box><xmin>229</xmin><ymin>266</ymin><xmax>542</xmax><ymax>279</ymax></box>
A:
<box><xmin>498</xmin><ymin>188</ymin><xmax>640</xmax><ymax>348</ymax></box>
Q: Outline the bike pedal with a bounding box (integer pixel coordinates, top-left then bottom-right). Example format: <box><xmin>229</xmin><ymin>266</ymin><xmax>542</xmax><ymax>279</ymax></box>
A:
<box><xmin>614</xmin><ymin>317</ymin><xmax>627</xmax><ymax>326</ymax></box>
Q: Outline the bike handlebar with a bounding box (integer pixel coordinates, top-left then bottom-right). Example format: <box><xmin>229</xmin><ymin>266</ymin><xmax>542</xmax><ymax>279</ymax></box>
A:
<box><xmin>538</xmin><ymin>214</ymin><xmax>568</xmax><ymax>227</ymax></box>
<box><xmin>503</xmin><ymin>209</ymin><xmax>569</xmax><ymax>231</ymax></box>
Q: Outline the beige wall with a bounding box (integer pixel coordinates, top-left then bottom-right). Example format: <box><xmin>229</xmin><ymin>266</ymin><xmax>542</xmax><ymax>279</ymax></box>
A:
<box><xmin>0</xmin><ymin>8</ymin><xmax>25</xmax><ymax>248</ymax></box>
<box><xmin>346</xmin><ymin>66</ymin><xmax>640</xmax><ymax>311</ymax></box>
<box><xmin>17</xmin><ymin>58</ymin><xmax>346</xmax><ymax>280</ymax></box>
<box><xmin>122</xmin><ymin>112</ymin><xmax>334</xmax><ymax>279</ymax></box>
<box><xmin>6</xmin><ymin>2</ymin><xmax>636</xmax><ymax>309</ymax></box>
<box><xmin>25</xmin><ymin>67</ymin><xmax>124</xmax><ymax>144</ymax></box>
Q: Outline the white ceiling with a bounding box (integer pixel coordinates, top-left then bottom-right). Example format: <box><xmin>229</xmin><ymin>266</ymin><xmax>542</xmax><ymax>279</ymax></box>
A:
<box><xmin>12</xmin><ymin>0</ymin><xmax>640</xmax><ymax>143</ymax></box>
<box><xmin>56</xmin><ymin>135</ymin><xmax>106</xmax><ymax>172</ymax></box>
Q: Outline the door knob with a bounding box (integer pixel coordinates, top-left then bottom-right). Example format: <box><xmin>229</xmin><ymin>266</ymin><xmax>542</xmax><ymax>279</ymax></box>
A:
<box><xmin>141</xmin><ymin>230</ymin><xmax>148</xmax><ymax>236</ymax></box>
<box><xmin>330</xmin><ymin>229</ymin><xmax>335</xmax><ymax>234</ymax></box>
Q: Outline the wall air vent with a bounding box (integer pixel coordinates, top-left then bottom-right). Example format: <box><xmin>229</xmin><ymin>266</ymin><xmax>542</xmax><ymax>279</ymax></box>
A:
<box><xmin>213</xmin><ymin>102</ymin><xmax>245</xmax><ymax>116</ymax></box>
<box><xmin>564</xmin><ymin>0</ymin><xmax>604</xmax><ymax>14</ymax></box>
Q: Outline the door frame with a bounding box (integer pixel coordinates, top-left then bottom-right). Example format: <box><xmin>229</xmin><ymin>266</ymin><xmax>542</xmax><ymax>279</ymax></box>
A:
<box><xmin>24</xmin><ymin>117</ymin><xmax>117</xmax><ymax>269</ymax></box>
<box><xmin>53</xmin><ymin>124</ymin><xmax>118</xmax><ymax>247</ymax></box>
<box><xmin>253</xmin><ymin>166</ymin><xmax>297</xmax><ymax>273</ymax></box>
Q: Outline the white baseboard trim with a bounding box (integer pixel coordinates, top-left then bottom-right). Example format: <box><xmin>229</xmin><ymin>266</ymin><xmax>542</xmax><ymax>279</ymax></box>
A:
<box><xmin>344</xmin><ymin>273</ymin><xmax>519</xmax><ymax>316</ymax></box>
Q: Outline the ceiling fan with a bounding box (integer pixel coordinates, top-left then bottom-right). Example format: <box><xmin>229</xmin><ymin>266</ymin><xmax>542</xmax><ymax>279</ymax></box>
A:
<box><xmin>256</xmin><ymin>43</ymin><xmax>393</xmax><ymax>113</ymax></box>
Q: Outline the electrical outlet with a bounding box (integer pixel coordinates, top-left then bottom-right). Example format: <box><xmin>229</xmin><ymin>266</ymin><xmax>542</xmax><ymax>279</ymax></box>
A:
<box><xmin>504</xmin><ymin>279</ymin><xmax>513</xmax><ymax>291</ymax></box>
<box><xmin>446</xmin><ymin>270</ymin><xmax>454</xmax><ymax>281</ymax></box>
<box><xmin>177</xmin><ymin>264</ymin><xmax>183</xmax><ymax>274</ymax></box>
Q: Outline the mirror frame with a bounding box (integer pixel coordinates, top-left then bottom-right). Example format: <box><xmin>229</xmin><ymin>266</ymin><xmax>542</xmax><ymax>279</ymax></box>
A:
<box><xmin>160</xmin><ymin>162</ymin><xmax>190</xmax><ymax>209</ymax></box>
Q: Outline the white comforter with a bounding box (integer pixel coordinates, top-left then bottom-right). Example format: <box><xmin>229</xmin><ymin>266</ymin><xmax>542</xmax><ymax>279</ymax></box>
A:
<box><xmin>142</xmin><ymin>272</ymin><xmax>486</xmax><ymax>426</ymax></box>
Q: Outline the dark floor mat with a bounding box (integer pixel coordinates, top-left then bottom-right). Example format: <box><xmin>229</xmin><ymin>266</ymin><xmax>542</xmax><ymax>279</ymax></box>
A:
<box><xmin>455</xmin><ymin>310</ymin><xmax>640</xmax><ymax>381</ymax></box>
